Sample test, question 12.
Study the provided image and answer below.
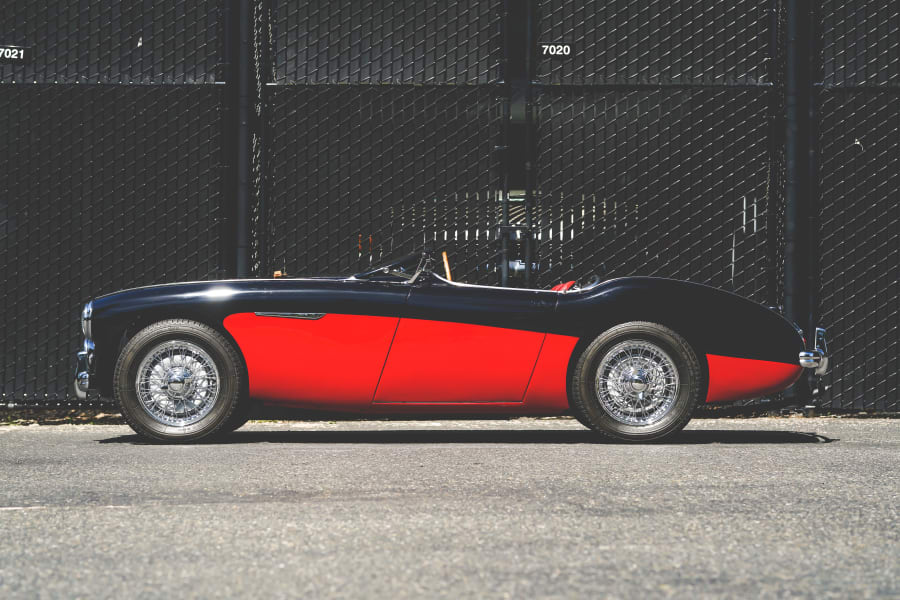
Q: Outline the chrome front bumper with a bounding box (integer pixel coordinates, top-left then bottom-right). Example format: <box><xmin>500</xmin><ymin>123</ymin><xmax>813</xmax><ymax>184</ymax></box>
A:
<box><xmin>73</xmin><ymin>340</ymin><xmax>94</xmax><ymax>400</ymax></box>
<box><xmin>799</xmin><ymin>327</ymin><xmax>829</xmax><ymax>376</ymax></box>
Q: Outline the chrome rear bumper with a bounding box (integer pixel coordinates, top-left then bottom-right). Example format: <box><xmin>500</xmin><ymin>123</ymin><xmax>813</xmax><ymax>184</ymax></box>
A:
<box><xmin>799</xmin><ymin>327</ymin><xmax>829</xmax><ymax>376</ymax></box>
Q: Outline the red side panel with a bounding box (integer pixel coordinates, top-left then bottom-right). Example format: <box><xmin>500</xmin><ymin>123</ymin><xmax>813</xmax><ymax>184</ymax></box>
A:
<box><xmin>705</xmin><ymin>354</ymin><xmax>803</xmax><ymax>404</ymax></box>
<box><xmin>550</xmin><ymin>281</ymin><xmax>576</xmax><ymax>292</ymax></box>
<box><xmin>373</xmin><ymin>319</ymin><xmax>545</xmax><ymax>403</ymax></box>
<box><xmin>522</xmin><ymin>333</ymin><xmax>579</xmax><ymax>412</ymax></box>
<box><xmin>223</xmin><ymin>312</ymin><xmax>399</xmax><ymax>409</ymax></box>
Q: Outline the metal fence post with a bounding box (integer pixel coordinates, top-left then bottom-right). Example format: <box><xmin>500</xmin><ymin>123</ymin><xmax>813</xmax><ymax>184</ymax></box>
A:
<box><xmin>783</xmin><ymin>0</ymin><xmax>812</xmax><ymax>402</ymax></box>
<box><xmin>219</xmin><ymin>0</ymin><xmax>236</xmax><ymax>279</ymax></box>
<box><xmin>234</xmin><ymin>0</ymin><xmax>252</xmax><ymax>278</ymax></box>
<box><xmin>806</xmin><ymin>2</ymin><xmax>821</xmax><ymax>387</ymax></box>
<box><xmin>498</xmin><ymin>0</ymin><xmax>512</xmax><ymax>287</ymax></box>
<box><xmin>523</xmin><ymin>0</ymin><xmax>536</xmax><ymax>287</ymax></box>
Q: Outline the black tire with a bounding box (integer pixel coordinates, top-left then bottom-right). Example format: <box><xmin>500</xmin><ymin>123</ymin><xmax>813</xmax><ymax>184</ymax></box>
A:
<box><xmin>114</xmin><ymin>319</ymin><xmax>246</xmax><ymax>443</ymax></box>
<box><xmin>570</xmin><ymin>321</ymin><xmax>702</xmax><ymax>442</ymax></box>
<box><xmin>222</xmin><ymin>396</ymin><xmax>254</xmax><ymax>433</ymax></box>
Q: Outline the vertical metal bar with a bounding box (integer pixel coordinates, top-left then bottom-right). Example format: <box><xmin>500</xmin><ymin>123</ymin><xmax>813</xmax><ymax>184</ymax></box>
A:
<box><xmin>500</xmin><ymin>163</ymin><xmax>510</xmax><ymax>286</ymax></box>
<box><xmin>524</xmin><ymin>100</ymin><xmax>533</xmax><ymax>287</ymax></box>
<box><xmin>523</xmin><ymin>0</ymin><xmax>535</xmax><ymax>286</ymax></box>
<box><xmin>784</xmin><ymin>0</ymin><xmax>811</xmax><ymax>401</ymax></box>
<box><xmin>498</xmin><ymin>0</ymin><xmax>511</xmax><ymax>287</ymax></box>
<box><xmin>219</xmin><ymin>0</ymin><xmax>236</xmax><ymax>278</ymax></box>
<box><xmin>235</xmin><ymin>0</ymin><xmax>251</xmax><ymax>278</ymax></box>
<box><xmin>255</xmin><ymin>0</ymin><xmax>271</xmax><ymax>278</ymax></box>
<box><xmin>807</xmin><ymin>2</ymin><xmax>821</xmax><ymax>359</ymax></box>
<box><xmin>765</xmin><ymin>0</ymin><xmax>781</xmax><ymax>307</ymax></box>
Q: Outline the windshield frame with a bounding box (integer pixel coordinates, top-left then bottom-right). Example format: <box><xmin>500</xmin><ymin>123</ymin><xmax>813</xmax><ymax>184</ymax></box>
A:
<box><xmin>351</xmin><ymin>251</ymin><xmax>434</xmax><ymax>282</ymax></box>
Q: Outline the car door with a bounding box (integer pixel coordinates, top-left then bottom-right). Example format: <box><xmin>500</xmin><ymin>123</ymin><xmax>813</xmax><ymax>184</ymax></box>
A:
<box><xmin>223</xmin><ymin>278</ymin><xmax>409</xmax><ymax>409</ymax></box>
<box><xmin>373</xmin><ymin>275</ymin><xmax>556</xmax><ymax>404</ymax></box>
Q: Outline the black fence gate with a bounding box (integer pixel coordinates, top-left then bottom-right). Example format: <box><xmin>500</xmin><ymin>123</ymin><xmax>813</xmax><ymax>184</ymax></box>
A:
<box><xmin>813</xmin><ymin>2</ymin><xmax>899</xmax><ymax>411</ymax></box>
<box><xmin>1</xmin><ymin>0</ymin><xmax>897</xmax><ymax>411</ymax></box>
<box><xmin>1</xmin><ymin>1</ymin><xmax>229</xmax><ymax>405</ymax></box>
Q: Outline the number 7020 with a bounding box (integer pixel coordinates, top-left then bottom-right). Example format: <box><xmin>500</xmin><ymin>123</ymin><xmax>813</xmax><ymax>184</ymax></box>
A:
<box><xmin>540</xmin><ymin>44</ymin><xmax>572</xmax><ymax>56</ymax></box>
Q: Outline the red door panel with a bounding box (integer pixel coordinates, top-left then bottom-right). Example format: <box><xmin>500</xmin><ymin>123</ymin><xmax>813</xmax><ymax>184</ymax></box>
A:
<box><xmin>705</xmin><ymin>354</ymin><xmax>803</xmax><ymax>404</ymax></box>
<box><xmin>223</xmin><ymin>312</ymin><xmax>399</xmax><ymax>409</ymax></box>
<box><xmin>374</xmin><ymin>319</ymin><xmax>545</xmax><ymax>403</ymax></box>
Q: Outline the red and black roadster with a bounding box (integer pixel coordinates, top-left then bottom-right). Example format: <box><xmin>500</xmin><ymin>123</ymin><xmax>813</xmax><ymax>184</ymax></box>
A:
<box><xmin>75</xmin><ymin>250</ymin><xmax>828</xmax><ymax>442</ymax></box>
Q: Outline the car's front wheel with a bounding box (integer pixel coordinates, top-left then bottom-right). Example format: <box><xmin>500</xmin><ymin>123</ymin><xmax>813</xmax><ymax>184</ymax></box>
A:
<box><xmin>114</xmin><ymin>319</ymin><xmax>246</xmax><ymax>443</ymax></box>
<box><xmin>570</xmin><ymin>321</ymin><xmax>702</xmax><ymax>442</ymax></box>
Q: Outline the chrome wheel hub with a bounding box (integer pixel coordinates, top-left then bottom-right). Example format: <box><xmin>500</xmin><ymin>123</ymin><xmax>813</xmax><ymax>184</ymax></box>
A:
<box><xmin>165</xmin><ymin>367</ymin><xmax>194</xmax><ymax>397</ymax></box>
<box><xmin>595</xmin><ymin>340</ymin><xmax>679</xmax><ymax>426</ymax></box>
<box><xmin>627</xmin><ymin>371</ymin><xmax>649</xmax><ymax>393</ymax></box>
<box><xmin>136</xmin><ymin>341</ymin><xmax>219</xmax><ymax>427</ymax></box>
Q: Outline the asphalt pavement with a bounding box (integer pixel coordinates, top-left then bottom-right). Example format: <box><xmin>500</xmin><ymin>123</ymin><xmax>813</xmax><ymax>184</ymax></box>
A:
<box><xmin>1</xmin><ymin>417</ymin><xmax>898</xmax><ymax>599</ymax></box>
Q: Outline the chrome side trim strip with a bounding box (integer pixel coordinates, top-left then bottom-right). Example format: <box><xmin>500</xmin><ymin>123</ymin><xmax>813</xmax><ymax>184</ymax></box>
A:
<box><xmin>254</xmin><ymin>312</ymin><xmax>326</xmax><ymax>320</ymax></box>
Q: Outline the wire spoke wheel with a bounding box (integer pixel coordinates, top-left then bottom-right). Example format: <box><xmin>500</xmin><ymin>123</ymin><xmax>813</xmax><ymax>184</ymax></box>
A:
<box><xmin>135</xmin><ymin>340</ymin><xmax>220</xmax><ymax>427</ymax></box>
<box><xmin>594</xmin><ymin>340</ymin><xmax>680</xmax><ymax>426</ymax></box>
<box><xmin>116</xmin><ymin>320</ymin><xmax>245</xmax><ymax>442</ymax></box>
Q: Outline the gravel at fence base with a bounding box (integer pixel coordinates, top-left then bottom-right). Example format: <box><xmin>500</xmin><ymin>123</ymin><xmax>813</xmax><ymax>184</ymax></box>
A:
<box><xmin>2</xmin><ymin>407</ymin><xmax>898</xmax><ymax>427</ymax></box>
<box><xmin>1</xmin><ymin>418</ymin><xmax>898</xmax><ymax>599</ymax></box>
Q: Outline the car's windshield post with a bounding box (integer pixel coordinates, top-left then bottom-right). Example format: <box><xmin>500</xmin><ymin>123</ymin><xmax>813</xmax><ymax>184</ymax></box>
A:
<box><xmin>408</xmin><ymin>251</ymin><xmax>435</xmax><ymax>284</ymax></box>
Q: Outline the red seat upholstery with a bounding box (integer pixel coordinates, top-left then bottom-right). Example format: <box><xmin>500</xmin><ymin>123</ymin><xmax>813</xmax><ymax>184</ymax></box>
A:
<box><xmin>550</xmin><ymin>280</ymin><xmax>576</xmax><ymax>292</ymax></box>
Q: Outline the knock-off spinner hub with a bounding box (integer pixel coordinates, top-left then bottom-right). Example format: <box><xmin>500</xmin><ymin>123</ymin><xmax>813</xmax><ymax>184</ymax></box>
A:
<box><xmin>166</xmin><ymin>367</ymin><xmax>194</xmax><ymax>397</ymax></box>
<box><xmin>626</xmin><ymin>370</ymin><xmax>650</xmax><ymax>393</ymax></box>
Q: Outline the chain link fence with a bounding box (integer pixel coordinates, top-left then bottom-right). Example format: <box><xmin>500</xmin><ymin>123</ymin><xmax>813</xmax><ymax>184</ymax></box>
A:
<box><xmin>0</xmin><ymin>1</ymin><xmax>224</xmax><ymax>84</ymax></box>
<box><xmin>270</xmin><ymin>0</ymin><xmax>499</xmax><ymax>85</ymax></box>
<box><xmin>814</xmin><ymin>0</ymin><xmax>899</xmax><ymax>411</ymax></box>
<box><xmin>0</xmin><ymin>0</ymin><xmax>897</xmax><ymax>411</ymax></box>
<box><xmin>533</xmin><ymin>0</ymin><xmax>783</xmax><ymax>308</ymax></box>
<box><xmin>817</xmin><ymin>90</ymin><xmax>899</xmax><ymax>411</ymax></box>
<box><xmin>819</xmin><ymin>0</ymin><xmax>898</xmax><ymax>88</ymax></box>
<box><xmin>1</xmin><ymin>1</ymin><xmax>227</xmax><ymax>407</ymax></box>
<box><xmin>536</xmin><ymin>0</ymin><xmax>773</xmax><ymax>86</ymax></box>
<box><xmin>264</xmin><ymin>85</ymin><xmax>501</xmax><ymax>281</ymax></box>
<box><xmin>0</xmin><ymin>85</ymin><xmax>227</xmax><ymax>406</ymax></box>
<box><xmin>255</xmin><ymin>0</ymin><xmax>503</xmax><ymax>282</ymax></box>
<box><xmin>534</xmin><ymin>87</ymin><xmax>777</xmax><ymax>305</ymax></box>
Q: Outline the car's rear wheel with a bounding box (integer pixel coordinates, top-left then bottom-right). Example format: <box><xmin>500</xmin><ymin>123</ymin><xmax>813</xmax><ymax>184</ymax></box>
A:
<box><xmin>570</xmin><ymin>321</ymin><xmax>702</xmax><ymax>442</ymax></box>
<box><xmin>114</xmin><ymin>319</ymin><xmax>245</xmax><ymax>443</ymax></box>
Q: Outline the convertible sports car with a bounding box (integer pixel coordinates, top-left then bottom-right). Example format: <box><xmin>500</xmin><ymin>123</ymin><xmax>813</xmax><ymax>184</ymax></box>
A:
<box><xmin>74</xmin><ymin>250</ymin><xmax>828</xmax><ymax>442</ymax></box>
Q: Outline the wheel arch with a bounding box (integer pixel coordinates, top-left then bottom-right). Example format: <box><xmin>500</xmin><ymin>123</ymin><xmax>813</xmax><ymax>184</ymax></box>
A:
<box><xmin>96</xmin><ymin>311</ymin><xmax>250</xmax><ymax>401</ymax></box>
<box><xmin>558</xmin><ymin>277</ymin><xmax>800</xmax><ymax>407</ymax></box>
<box><xmin>564</xmin><ymin>314</ymin><xmax>710</xmax><ymax>406</ymax></box>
